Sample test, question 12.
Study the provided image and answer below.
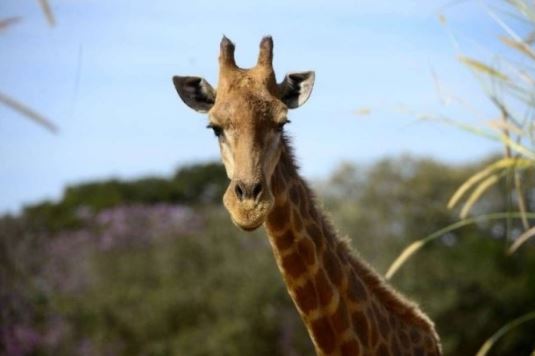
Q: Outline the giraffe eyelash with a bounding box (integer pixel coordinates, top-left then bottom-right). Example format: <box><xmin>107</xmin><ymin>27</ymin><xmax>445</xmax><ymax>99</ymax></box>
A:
<box><xmin>277</xmin><ymin>120</ymin><xmax>291</xmax><ymax>132</ymax></box>
<box><xmin>206</xmin><ymin>124</ymin><xmax>223</xmax><ymax>137</ymax></box>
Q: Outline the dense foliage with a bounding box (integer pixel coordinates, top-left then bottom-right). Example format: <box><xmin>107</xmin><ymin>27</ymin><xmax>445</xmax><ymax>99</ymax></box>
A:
<box><xmin>22</xmin><ymin>163</ymin><xmax>227</xmax><ymax>232</ymax></box>
<box><xmin>1</xmin><ymin>158</ymin><xmax>535</xmax><ymax>355</ymax></box>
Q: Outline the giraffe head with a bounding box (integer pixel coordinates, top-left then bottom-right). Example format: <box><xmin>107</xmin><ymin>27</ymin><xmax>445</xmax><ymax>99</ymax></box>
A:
<box><xmin>173</xmin><ymin>36</ymin><xmax>314</xmax><ymax>231</ymax></box>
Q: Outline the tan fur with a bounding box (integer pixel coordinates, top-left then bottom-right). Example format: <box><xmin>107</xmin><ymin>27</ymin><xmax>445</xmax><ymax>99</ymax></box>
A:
<box><xmin>173</xmin><ymin>36</ymin><xmax>442</xmax><ymax>355</ymax></box>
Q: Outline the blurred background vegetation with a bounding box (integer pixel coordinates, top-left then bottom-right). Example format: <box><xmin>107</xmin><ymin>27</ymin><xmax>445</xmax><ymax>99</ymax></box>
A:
<box><xmin>2</xmin><ymin>0</ymin><xmax>535</xmax><ymax>355</ymax></box>
<box><xmin>1</xmin><ymin>158</ymin><xmax>534</xmax><ymax>355</ymax></box>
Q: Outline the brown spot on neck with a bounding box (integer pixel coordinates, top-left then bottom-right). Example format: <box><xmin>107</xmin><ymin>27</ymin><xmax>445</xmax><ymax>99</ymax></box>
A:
<box><xmin>266</xmin><ymin>200</ymin><xmax>290</xmax><ymax>233</ymax></box>
<box><xmin>310</xmin><ymin>317</ymin><xmax>336</xmax><ymax>353</ymax></box>
<box><xmin>263</xmin><ymin>144</ymin><xmax>441</xmax><ymax>356</ymax></box>
<box><xmin>281</xmin><ymin>252</ymin><xmax>307</xmax><ymax>280</ymax></box>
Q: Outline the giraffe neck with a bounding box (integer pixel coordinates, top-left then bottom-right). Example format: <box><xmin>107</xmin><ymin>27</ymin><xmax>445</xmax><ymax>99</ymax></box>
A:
<box><xmin>263</xmin><ymin>141</ymin><xmax>441</xmax><ymax>356</ymax></box>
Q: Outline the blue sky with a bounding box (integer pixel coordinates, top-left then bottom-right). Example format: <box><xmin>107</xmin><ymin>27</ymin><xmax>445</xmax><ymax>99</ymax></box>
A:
<box><xmin>0</xmin><ymin>0</ymin><xmax>523</xmax><ymax>213</ymax></box>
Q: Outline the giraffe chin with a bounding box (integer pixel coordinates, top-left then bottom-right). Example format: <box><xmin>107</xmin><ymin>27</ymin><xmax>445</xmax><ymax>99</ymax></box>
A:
<box><xmin>232</xmin><ymin>218</ymin><xmax>264</xmax><ymax>231</ymax></box>
<box><xmin>227</xmin><ymin>209</ymin><xmax>270</xmax><ymax>232</ymax></box>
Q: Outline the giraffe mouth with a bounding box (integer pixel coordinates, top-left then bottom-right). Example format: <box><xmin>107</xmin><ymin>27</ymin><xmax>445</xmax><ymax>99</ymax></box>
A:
<box><xmin>236</xmin><ymin>220</ymin><xmax>263</xmax><ymax>231</ymax></box>
<box><xmin>229</xmin><ymin>213</ymin><xmax>266</xmax><ymax>232</ymax></box>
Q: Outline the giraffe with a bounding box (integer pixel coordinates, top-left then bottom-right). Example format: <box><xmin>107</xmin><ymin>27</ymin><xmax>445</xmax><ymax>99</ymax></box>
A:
<box><xmin>172</xmin><ymin>36</ymin><xmax>442</xmax><ymax>356</ymax></box>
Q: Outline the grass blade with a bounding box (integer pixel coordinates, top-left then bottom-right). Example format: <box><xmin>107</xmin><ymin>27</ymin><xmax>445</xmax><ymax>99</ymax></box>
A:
<box><xmin>418</xmin><ymin>114</ymin><xmax>499</xmax><ymax>141</ymax></box>
<box><xmin>384</xmin><ymin>240</ymin><xmax>426</xmax><ymax>281</ymax></box>
<box><xmin>0</xmin><ymin>17</ymin><xmax>22</xmax><ymax>32</ymax></box>
<box><xmin>0</xmin><ymin>91</ymin><xmax>58</xmax><ymax>133</ymax></box>
<box><xmin>486</xmin><ymin>2</ymin><xmax>531</xmax><ymax>39</ymax></box>
<box><xmin>508</xmin><ymin>226</ymin><xmax>535</xmax><ymax>254</ymax></box>
<box><xmin>447</xmin><ymin>158</ymin><xmax>533</xmax><ymax>209</ymax></box>
<box><xmin>385</xmin><ymin>212</ymin><xmax>535</xmax><ymax>279</ymax></box>
<box><xmin>499</xmin><ymin>133</ymin><xmax>535</xmax><ymax>160</ymax></box>
<box><xmin>476</xmin><ymin>311</ymin><xmax>535</xmax><ymax>356</ymax></box>
<box><xmin>500</xmin><ymin>37</ymin><xmax>535</xmax><ymax>61</ymax></box>
<box><xmin>458</xmin><ymin>56</ymin><xmax>509</xmax><ymax>81</ymax></box>
<box><xmin>488</xmin><ymin>118</ymin><xmax>524</xmax><ymax>136</ymax></box>
<box><xmin>459</xmin><ymin>173</ymin><xmax>501</xmax><ymax>218</ymax></box>
<box><xmin>525</xmin><ymin>30</ymin><xmax>535</xmax><ymax>44</ymax></box>
<box><xmin>506</xmin><ymin>0</ymin><xmax>535</xmax><ymax>22</ymax></box>
<box><xmin>37</xmin><ymin>0</ymin><xmax>55</xmax><ymax>27</ymax></box>
<box><xmin>353</xmin><ymin>107</ymin><xmax>371</xmax><ymax>116</ymax></box>
<box><xmin>513</xmin><ymin>170</ymin><xmax>530</xmax><ymax>230</ymax></box>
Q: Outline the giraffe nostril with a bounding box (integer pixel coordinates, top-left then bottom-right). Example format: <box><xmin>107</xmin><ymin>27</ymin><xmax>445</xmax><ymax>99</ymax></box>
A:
<box><xmin>234</xmin><ymin>181</ymin><xmax>264</xmax><ymax>201</ymax></box>
<box><xmin>235</xmin><ymin>182</ymin><xmax>245</xmax><ymax>201</ymax></box>
<box><xmin>252</xmin><ymin>183</ymin><xmax>263</xmax><ymax>200</ymax></box>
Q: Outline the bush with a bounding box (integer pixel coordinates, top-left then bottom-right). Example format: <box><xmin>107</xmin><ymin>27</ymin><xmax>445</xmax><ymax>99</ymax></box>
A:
<box><xmin>23</xmin><ymin>162</ymin><xmax>227</xmax><ymax>232</ymax></box>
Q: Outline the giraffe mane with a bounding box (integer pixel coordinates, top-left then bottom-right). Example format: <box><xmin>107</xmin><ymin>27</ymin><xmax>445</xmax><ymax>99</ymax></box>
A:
<box><xmin>279</xmin><ymin>134</ymin><xmax>438</xmax><ymax>336</ymax></box>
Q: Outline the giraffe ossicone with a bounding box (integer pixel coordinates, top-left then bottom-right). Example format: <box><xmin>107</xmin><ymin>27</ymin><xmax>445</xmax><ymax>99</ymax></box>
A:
<box><xmin>173</xmin><ymin>36</ymin><xmax>442</xmax><ymax>356</ymax></box>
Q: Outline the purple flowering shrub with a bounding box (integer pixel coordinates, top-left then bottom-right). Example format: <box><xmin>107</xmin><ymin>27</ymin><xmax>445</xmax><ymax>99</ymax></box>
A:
<box><xmin>1</xmin><ymin>204</ymin><xmax>204</xmax><ymax>355</ymax></box>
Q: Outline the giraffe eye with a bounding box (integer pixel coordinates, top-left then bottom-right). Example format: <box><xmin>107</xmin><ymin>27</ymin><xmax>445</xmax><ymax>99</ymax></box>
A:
<box><xmin>276</xmin><ymin>120</ymin><xmax>290</xmax><ymax>132</ymax></box>
<box><xmin>207</xmin><ymin>124</ymin><xmax>223</xmax><ymax>137</ymax></box>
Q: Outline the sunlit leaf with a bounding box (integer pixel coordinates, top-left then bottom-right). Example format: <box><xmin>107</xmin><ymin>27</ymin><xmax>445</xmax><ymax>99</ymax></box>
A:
<box><xmin>508</xmin><ymin>226</ymin><xmax>535</xmax><ymax>254</ymax></box>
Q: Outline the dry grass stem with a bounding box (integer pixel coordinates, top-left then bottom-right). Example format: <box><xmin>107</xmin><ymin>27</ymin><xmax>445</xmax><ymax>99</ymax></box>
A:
<box><xmin>38</xmin><ymin>0</ymin><xmax>55</xmax><ymax>27</ymax></box>
<box><xmin>459</xmin><ymin>174</ymin><xmax>501</xmax><ymax>219</ymax></box>
<box><xmin>447</xmin><ymin>158</ymin><xmax>533</xmax><ymax>210</ymax></box>
<box><xmin>0</xmin><ymin>91</ymin><xmax>58</xmax><ymax>133</ymax></box>
<box><xmin>475</xmin><ymin>311</ymin><xmax>535</xmax><ymax>356</ymax></box>
<box><xmin>386</xmin><ymin>212</ymin><xmax>535</xmax><ymax>279</ymax></box>
<box><xmin>0</xmin><ymin>17</ymin><xmax>22</xmax><ymax>32</ymax></box>
<box><xmin>488</xmin><ymin>118</ymin><xmax>524</xmax><ymax>136</ymax></box>
<box><xmin>458</xmin><ymin>56</ymin><xmax>509</xmax><ymax>81</ymax></box>
<box><xmin>508</xmin><ymin>226</ymin><xmax>535</xmax><ymax>254</ymax></box>
<box><xmin>501</xmin><ymin>36</ymin><xmax>535</xmax><ymax>60</ymax></box>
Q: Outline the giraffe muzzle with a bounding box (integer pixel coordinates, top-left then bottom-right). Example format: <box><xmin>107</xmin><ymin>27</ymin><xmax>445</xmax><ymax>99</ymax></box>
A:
<box><xmin>223</xmin><ymin>179</ymin><xmax>274</xmax><ymax>231</ymax></box>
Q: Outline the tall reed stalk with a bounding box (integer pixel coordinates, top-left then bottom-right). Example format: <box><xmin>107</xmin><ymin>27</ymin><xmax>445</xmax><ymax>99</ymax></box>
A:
<box><xmin>387</xmin><ymin>1</ymin><xmax>535</xmax><ymax>353</ymax></box>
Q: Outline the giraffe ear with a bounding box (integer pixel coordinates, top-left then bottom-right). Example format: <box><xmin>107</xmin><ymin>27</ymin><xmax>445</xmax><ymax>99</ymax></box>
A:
<box><xmin>278</xmin><ymin>71</ymin><xmax>315</xmax><ymax>109</ymax></box>
<box><xmin>172</xmin><ymin>76</ymin><xmax>216</xmax><ymax>113</ymax></box>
